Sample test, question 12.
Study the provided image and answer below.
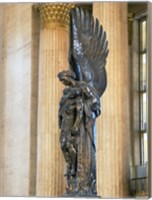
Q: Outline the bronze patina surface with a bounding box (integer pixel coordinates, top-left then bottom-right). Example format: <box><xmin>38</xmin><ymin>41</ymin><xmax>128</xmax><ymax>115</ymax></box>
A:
<box><xmin>58</xmin><ymin>7</ymin><xmax>109</xmax><ymax>197</ymax></box>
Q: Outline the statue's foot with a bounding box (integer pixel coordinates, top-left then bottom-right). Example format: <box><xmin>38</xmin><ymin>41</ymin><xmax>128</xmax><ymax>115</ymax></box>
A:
<box><xmin>71</xmin><ymin>127</ymin><xmax>79</xmax><ymax>135</ymax></box>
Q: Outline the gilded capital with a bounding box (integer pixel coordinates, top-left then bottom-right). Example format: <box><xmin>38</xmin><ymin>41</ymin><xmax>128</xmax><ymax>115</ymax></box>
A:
<box><xmin>38</xmin><ymin>3</ymin><xmax>75</xmax><ymax>30</ymax></box>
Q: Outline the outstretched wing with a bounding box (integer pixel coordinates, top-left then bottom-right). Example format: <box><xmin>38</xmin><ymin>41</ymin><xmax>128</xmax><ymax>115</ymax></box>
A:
<box><xmin>69</xmin><ymin>7</ymin><xmax>109</xmax><ymax>97</ymax></box>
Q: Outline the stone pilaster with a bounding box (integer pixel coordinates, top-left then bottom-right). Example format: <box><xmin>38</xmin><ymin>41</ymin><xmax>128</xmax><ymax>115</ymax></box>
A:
<box><xmin>93</xmin><ymin>3</ymin><xmax>130</xmax><ymax>198</ymax></box>
<box><xmin>36</xmin><ymin>3</ymin><xmax>74</xmax><ymax>196</ymax></box>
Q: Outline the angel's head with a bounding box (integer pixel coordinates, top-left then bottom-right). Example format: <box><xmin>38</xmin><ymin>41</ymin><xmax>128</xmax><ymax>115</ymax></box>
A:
<box><xmin>58</xmin><ymin>70</ymin><xmax>76</xmax><ymax>86</ymax></box>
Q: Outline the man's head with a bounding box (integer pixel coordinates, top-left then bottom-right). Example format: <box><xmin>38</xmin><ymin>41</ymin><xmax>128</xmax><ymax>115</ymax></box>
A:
<box><xmin>58</xmin><ymin>70</ymin><xmax>76</xmax><ymax>86</ymax></box>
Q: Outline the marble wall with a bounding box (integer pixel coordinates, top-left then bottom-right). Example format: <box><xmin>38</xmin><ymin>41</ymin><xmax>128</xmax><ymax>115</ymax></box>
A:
<box><xmin>0</xmin><ymin>4</ymin><xmax>39</xmax><ymax>196</ymax></box>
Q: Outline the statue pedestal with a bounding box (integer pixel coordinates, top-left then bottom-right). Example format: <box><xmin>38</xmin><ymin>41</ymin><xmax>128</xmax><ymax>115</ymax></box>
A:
<box><xmin>58</xmin><ymin>196</ymin><xmax>102</xmax><ymax>200</ymax></box>
<box><xmin>59</xmin><ymin>194</ymin><xmax>101</xmax><ymax>198</ymax></box>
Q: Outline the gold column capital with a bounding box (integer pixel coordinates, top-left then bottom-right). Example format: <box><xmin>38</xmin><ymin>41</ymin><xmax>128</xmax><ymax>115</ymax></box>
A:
<box><xmin>38</xmin><ymin>3</ymin><xmax>75</xmax><ymax>30</ymax></box>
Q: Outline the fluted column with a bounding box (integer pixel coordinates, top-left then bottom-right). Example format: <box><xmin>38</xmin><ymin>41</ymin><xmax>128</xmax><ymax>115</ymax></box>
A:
<box><xmin>93</xmin><ymin>3</ymin><xmax>130</xmax><ymax>198</ymax></box>
<box><xmin>36</xmin><ymin>3</ymin><xmax>74</xmax><ymax>196</ymax></box>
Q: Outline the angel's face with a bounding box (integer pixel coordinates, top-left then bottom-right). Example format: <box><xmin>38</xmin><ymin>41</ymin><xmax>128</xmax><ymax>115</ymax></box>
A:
<box><xmin>58</xmin><ymin>72</ymin><xmax>69</xmax><ymax>85</ymax></box>
<box><xmin>61</xmin><ymin>76</ymin><xmax>72</xmax><ymax>86</ymax></box>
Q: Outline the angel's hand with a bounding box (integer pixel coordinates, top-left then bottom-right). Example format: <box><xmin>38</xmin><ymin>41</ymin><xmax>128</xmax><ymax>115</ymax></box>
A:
<box><xmin>71</xmin><ymin>126</ymin><xmax>79</xmax><ymax>136</ymax></box>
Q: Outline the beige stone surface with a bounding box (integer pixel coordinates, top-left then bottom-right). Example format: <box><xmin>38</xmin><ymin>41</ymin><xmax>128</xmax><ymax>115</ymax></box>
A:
<box><xmin>36</xmin><ymin>26</ymin><xmax>68</xmax><ymax>196</ymax></box>
<box><xmin>93</xmin><ymin>3</ymin><xmax>131</xmax><ymax>198</ymax></box>
<box><xmin>0</xmin><ymin>4</ymin><xmax>39</xmax><ymax>196</ymax></box>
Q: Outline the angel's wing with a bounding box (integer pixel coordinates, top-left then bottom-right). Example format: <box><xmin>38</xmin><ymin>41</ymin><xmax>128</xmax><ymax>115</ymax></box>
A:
<box><xmin>68</xmin><ymin>7</ymin><xmax>109</xmax><ymax>97</ymax></box>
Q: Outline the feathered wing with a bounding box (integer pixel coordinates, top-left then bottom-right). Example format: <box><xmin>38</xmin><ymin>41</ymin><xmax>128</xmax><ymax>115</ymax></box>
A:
<box><xmin>69</xmin><ymin>7</ymin><xmax>109</xmax><ymax>97</ymax></box>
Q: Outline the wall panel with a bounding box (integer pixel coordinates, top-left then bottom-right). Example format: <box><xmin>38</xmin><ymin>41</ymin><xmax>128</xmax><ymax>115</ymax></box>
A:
<box><xmin>0</xmin><ymin>4</ymin><xmax>39</xmax><ymax>196</ymax></box>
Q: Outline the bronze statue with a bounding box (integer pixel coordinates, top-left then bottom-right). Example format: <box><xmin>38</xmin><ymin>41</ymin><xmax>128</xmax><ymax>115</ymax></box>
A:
<box><xmin>58</xmin><ymin>7</ymin><xmax>109</xmax><ymax>196</ymax></box>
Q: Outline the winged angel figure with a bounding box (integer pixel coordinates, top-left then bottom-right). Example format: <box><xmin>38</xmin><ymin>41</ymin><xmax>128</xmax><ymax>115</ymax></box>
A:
<box><xmin>58</xmin><ymin>7</ymin><xmax>109</xmax><ymax>196</ymax></box>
